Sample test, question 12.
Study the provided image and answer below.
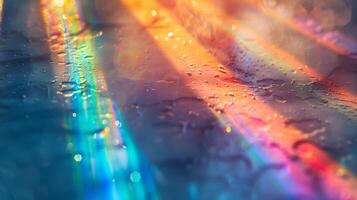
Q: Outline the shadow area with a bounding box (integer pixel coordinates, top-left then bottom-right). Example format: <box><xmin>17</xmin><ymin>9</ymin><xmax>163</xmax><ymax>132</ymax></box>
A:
<box><xmin>77</xmin><ymin>0</ymin><xmax>357</xmax><ymax>199</ymax></box>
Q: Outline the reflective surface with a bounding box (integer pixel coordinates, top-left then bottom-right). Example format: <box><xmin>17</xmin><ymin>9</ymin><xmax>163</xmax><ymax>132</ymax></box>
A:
<box><xmin>0</xmin><ymin>0</ymin><xmax>357</xmax><ymax>199</ymax></box>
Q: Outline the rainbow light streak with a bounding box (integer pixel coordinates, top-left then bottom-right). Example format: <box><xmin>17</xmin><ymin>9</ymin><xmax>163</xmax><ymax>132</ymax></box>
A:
<box><xmin>121</xmin><ymin>0</ymin><xmax>357</xmax><ymax>199</ymax></box>
<box><xmin>41</xmin><ymin>0</ymin><xmax>158</xmax><ymax>199</ymax></box>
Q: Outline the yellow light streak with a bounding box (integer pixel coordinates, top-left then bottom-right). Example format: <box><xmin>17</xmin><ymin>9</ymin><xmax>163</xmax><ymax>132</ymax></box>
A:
<box><xmin>120</xmin><ymin>0</ymin><xmax>357</xmax><ymax>198</ymax></box>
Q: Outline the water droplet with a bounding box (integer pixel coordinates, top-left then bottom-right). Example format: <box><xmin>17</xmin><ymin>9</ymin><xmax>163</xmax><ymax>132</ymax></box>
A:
<box><xmin>151</xmin><ymin>9</ymin><xmax>158</xmax><ymax>17</ymax></box>
<box><xmin>74</xmin><ymin>154</ymin><xmax>82</xmax><ymax>162</ymax></box>
<box><xmin>226</xmin><ymin>92</ymin><xmax>234</xmax><ymax>97</ymax></box>
<box><xmin>130</xmin><ymin>171</ymin><xmax>141</xmax><ymax>183</ymax></box>
<box><xmin>336</xmin><ymin>168</ymin><xmax>347</xmax><ymax>178</ymax></box>
<box><xmin>167</xmin><ymin>32</ymin><xmax>174</xmax><ymax>38</ymax></box>
<box><xmin>217</xmin><ymin>65</ymin><xmax>227</xmax><ymax>73</ymax></box>
<box><xmin>115</xmin><ymin>142</ymin><xmax>127</xmax><ymax>149</ymax></box>
<box><xmin>273</xmin><ymin>95</ymin><xmax>287</xmax><ymax>103</ymax></box>
<box><xmin>115</xmin><ymin>120</ymin><xmax>122</xmax><ymax>127</ymax></box>
<box><xmin>225</xmin><ymin>126</ymin><xmax>232</xmax><ymax>133</ymax></box>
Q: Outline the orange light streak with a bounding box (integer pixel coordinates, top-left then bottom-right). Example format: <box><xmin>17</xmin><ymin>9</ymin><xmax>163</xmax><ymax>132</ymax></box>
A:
<box><xmin>120</xmin><ymin>0</ymin><xmax>357</xmax><ymax>199</ymax></box>
<box><xmin>0</xmin><ymin>0</ymin><xmax>3</xmax><ymax>29</ymax></box>
<box><xmin>194</xmin><ymin>0</ymin><xmax>357</xmax><ymax>107</ymax></box>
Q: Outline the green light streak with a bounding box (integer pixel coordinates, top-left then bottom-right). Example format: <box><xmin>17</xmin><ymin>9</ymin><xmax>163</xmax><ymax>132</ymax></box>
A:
<box><xmin>42</xmin><ymin>1</ymin><xmax>159</xmax><ymax>199</ymax></box>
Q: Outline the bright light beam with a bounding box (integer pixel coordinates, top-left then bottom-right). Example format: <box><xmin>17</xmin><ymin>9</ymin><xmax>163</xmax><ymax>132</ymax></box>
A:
<box><xmin>41</xmin><ymin>0</ymin><xmax>158</xmax><ymax>199</ymax></box>
<box><xmin>121</xmin><ymin>0</ymin><xmax>357</xmax><ymax>199</ymax></box>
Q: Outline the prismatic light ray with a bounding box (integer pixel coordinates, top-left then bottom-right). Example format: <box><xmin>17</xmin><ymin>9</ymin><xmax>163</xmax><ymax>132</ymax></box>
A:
<box><xmin>40</xmin><ymin>0</ymin><xmax>158</xmax><ymax>199</ymax></box>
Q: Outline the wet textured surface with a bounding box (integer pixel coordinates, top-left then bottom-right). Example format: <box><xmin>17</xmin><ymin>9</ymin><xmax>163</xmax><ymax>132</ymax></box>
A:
<box><xmin>1</xmin><ymin>0</ymin><xmax>357</xmax><ymax>200</ymax></box>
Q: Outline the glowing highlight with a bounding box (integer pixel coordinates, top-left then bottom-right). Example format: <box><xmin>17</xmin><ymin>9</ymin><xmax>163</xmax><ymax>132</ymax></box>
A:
<box><xmin>41</xmin><ymin>0</ymin><xmax>158</xmax><ymax>199</ymax></box>
<box><xmin>121</xmin><ymin>0</ymin><xmax>357</xmax><ymax>199</ymax></box>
